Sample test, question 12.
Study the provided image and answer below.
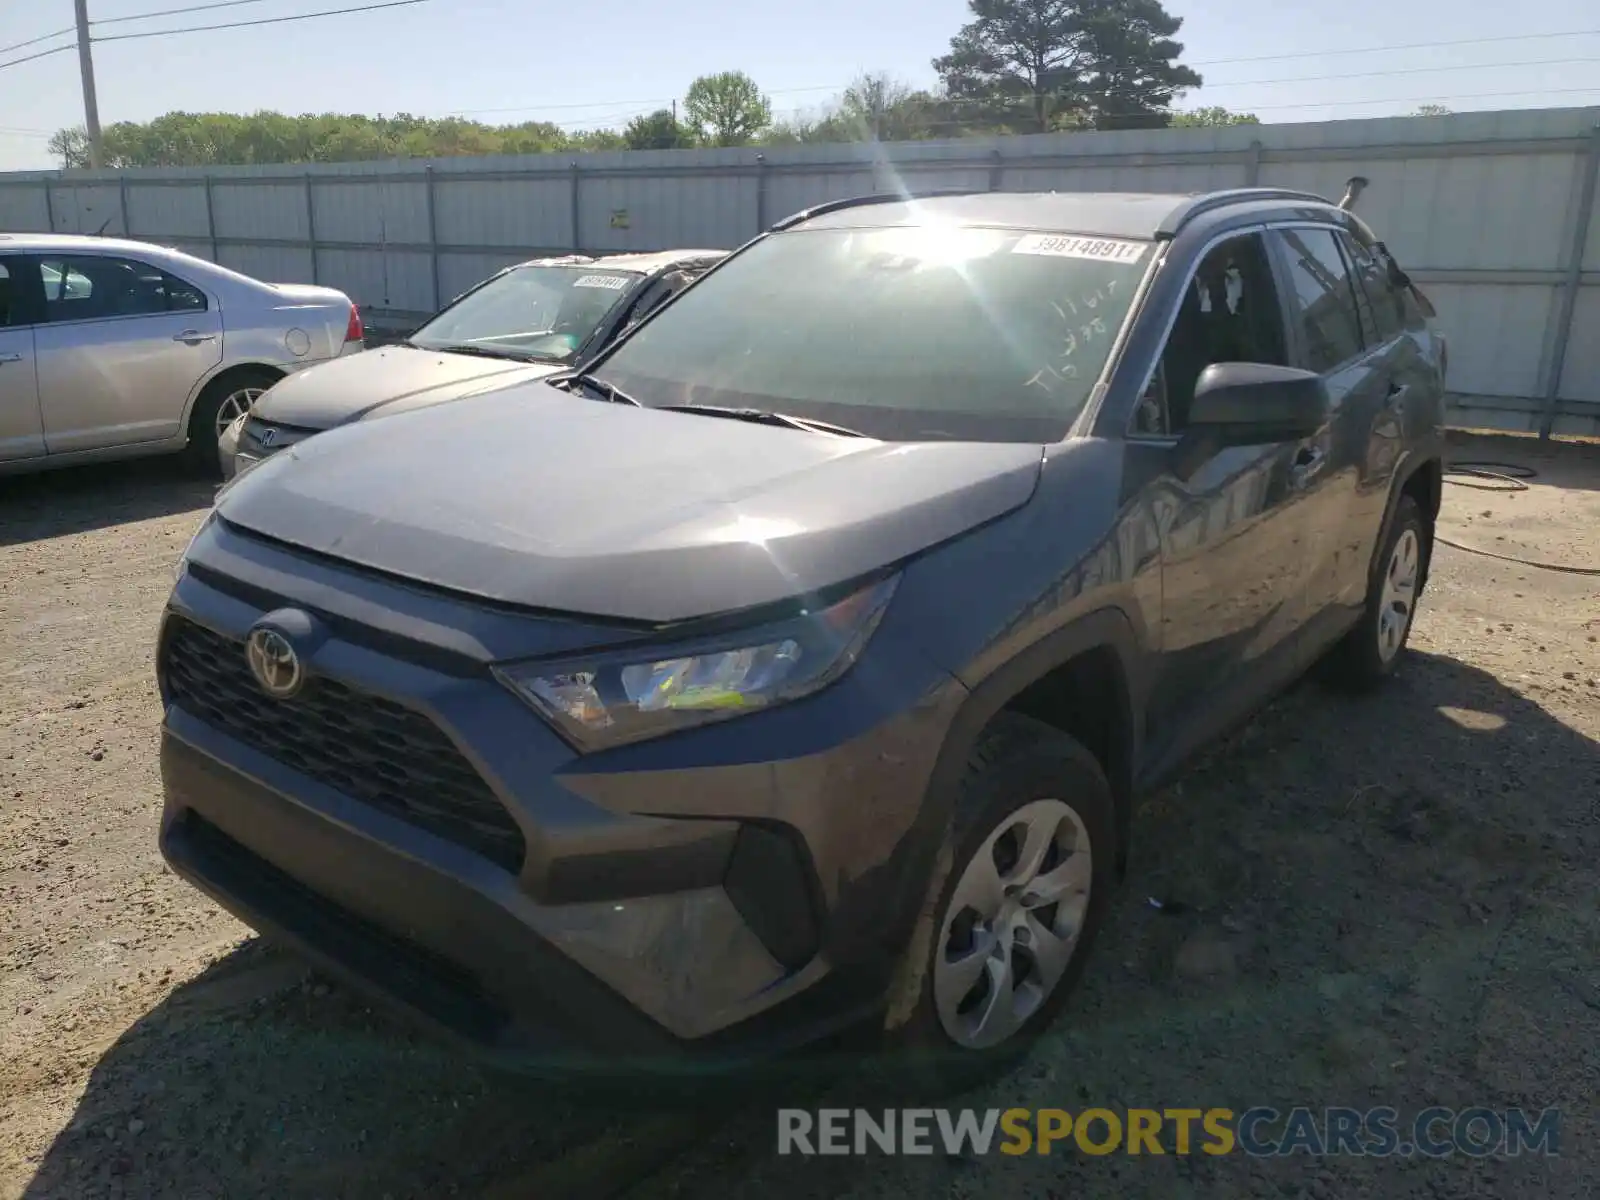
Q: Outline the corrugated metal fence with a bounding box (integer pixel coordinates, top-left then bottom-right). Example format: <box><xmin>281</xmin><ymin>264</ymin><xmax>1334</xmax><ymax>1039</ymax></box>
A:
<box><xmin>3</xmin><ymin>106</ymin><xmax>1598</xmax><ymax>436</ymax></box>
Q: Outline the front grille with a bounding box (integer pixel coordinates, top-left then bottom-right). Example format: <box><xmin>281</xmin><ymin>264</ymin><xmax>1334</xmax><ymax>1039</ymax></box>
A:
<box><xmin>241</xmin><ymin>416</ymin><xmax>317</xmax><ymax>454</ymax></box>
<box><xmin>162</xmin><ymin>616</ymin><xmax>526</xmax><ymax>872</ymax></box>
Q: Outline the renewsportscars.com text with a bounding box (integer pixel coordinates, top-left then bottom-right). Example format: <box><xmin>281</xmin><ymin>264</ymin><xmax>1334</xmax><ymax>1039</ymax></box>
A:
<box><xmin>776</xmin><ymin>1106</ymin><xmax>1561</xmax><ymax>1158</ymax></box>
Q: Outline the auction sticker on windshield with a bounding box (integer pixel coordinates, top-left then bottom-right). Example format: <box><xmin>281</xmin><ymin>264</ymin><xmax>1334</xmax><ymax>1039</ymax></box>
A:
<box><xmin>572</xmin><ymin>275</ymin><xmax>632</xmax><ymax>290</ymax></box>
<box><xmin>1011</xmin><ymin>234</ymin><xmax>1146</xmax><ymax>263</ymax></box>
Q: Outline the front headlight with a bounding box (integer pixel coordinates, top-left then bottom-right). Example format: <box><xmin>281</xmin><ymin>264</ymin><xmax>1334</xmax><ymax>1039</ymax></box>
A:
<box><xmin>174</xmin><ymin>511</ymin><xmax>217</xmax><ymax>582</ymax></box>
<box><xmin>495</xmin><ymin>574</ymin><xmax>899</xmax><ymax>750</ymax></box>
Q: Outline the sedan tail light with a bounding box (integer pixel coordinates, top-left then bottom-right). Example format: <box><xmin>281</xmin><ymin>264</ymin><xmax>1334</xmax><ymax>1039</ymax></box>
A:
<box><xmin>344</xmin><ymin>304</ymin><xmax>364</xmax><ymax>344</ymax></box>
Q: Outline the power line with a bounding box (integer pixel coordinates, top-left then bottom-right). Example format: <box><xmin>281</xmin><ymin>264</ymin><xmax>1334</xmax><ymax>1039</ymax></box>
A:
<box><xmin>451</xmin><ymin>33</ymin><xmax>1600</xmax><ymax>121</ymax></box>
<box><xmin>0</xmin><ymin>25</ymin><xmax>75</xmax><ymax>56</ymax></box>
<box><xmin>0</xmin><ymin>43</ymin><xmax>77</xmax><ymax>73</ymax></box>
<box><xmin>1190</xmin><ymin>27</ymin><xmax>1600</xmax><ymax>67</ymax></box>
<box><xmin>1205</xmin><ymin>56</ymin><xmax>1600</xmax><ymax>90</ymax></box>
<box><xmin>92</xmin><ymin>0</ymin><xmax>432</xmax><ymax>43</ymax></box>
<box><xmin>1189</xmin><ymin>27</ymin><xmax>1600</xmax><ymax>66</ymax></box>
<box><xmin>1234</xmin><ymin>84</ymin><xmax>1600</xmax><ymax>112</ymax></box>
<box><xmin>92</xmin><ymin>0</ymin><xmax>277</xmax><ymax>26</ymax></box>
<box><xmin>755</xmin><ymin>85</ymin><xmax>1600</xmax><ymax>127</ymax></box>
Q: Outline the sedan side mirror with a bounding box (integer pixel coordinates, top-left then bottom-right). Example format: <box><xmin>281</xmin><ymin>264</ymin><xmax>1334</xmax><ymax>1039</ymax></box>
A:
<box><xmin>1172</xmin><ymin>362</ymin><xmax>1328</xmax><ymax>477</ymax></box>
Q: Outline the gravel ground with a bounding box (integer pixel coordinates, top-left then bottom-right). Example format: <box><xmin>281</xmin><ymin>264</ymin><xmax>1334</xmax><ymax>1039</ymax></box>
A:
<box><xmin>2</xmin><ymin>433</ymin><xmax>1597</xmax><ymax>1200</ymax></box>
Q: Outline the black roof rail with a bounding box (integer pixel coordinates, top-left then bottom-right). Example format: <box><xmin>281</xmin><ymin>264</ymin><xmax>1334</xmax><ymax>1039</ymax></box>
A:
<box><xmin>1158</xmin><ymin>187</ymin><xmax>1336</xmax><ymax>236</ymax></box>
<box><xmin>769</xmin><ymin>189</ymin><xmax>984</xmax><ymax>232</ymax></box>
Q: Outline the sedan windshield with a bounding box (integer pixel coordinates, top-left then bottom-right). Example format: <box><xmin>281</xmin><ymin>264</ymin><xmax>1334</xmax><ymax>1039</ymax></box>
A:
<box><xmin>593</xmin><ymin>225</ymin><xmax>1153</xmax><ymax>442</ymax></box>
<box><xmin>410</xmin><ymin>265</ymin><xmax>641</xmax><ymax>361</ymax></box>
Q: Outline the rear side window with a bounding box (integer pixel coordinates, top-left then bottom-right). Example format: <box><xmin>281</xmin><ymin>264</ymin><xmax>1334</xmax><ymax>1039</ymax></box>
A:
<box><xmin>1273</xmin><ymin>228</ymin><xmax>1365</xmax><ymax>372</ymax></box>
<box><xmin>37</xmin><ymin>255</ymin><xmax>207</xmax><ymax>322</ymax></box>
<box><xmin>0</xmin><ymin>261</ymin><xmax>12</xmax><ymax>327</ymax></box>
<box><xmin>1339</xmin><ymin>233</ymin><xmax>1405</xmax><ymax>342</ymax></box>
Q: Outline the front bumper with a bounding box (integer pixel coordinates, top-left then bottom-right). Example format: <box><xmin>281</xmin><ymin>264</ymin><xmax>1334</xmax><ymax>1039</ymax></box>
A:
<box><xmin>158</xmin><ymin>517</ymin><xmax>963</xmax><ymax>1073</ymax></box>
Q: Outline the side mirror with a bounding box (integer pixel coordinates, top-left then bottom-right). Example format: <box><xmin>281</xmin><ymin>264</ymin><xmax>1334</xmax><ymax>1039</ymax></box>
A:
<box><xmin>1171</xmin><ymin>363</ymin><xmax>1326</xmax><ymax>478</ymax></box>
<box><xmin>1188</xmin><ymin>362</ymin><xmax>1327</xmax><ymax>439</ymax></box>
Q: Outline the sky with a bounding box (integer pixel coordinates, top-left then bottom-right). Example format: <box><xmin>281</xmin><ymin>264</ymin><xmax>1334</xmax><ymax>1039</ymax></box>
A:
<box><xmin>1</xmin><ymin>0</ymin><xmax>1599</xmax><ymax>172</ymax></box>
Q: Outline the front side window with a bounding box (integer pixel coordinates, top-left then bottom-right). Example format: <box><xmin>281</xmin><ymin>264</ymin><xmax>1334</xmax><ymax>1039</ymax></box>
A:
<box><xmin>1132</xmin><ymin>233</ymin><xmax>1289</xmax><ymax>437</ymax></box>
<box><xmin>594</xmin><ymin>226</ymin><xmax>1154</xmax><ymax>442</ymax></box>
<box><xmin>0</xmin><ymin>261</ymin><xmax>13</xmax><ymax>327</ymax></box>
<box><xmin>37</xmin><ymin>255</ymin><xmax>203</xmax><ymax>322</ymax></box>
<box><xmin>410</xmin><ymin>265</ymin><xmax>643</xmax><ymax>362</ymax></box>
<box><xmin>1273</xmin><ymin>228</ymin><xmax>1365</xmax><ymax>373</ymax></box>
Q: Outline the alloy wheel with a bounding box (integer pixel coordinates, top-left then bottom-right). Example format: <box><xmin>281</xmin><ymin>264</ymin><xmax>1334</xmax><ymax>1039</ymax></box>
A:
<box><xmin>215</xmin><ymin>387</ymin><xmax>265</xmax><ymax>438</ymax></box>
<box><xmin>933</xmin><ymin>798</ymin><xmax>1093</xmax><ymax>1050</ymax></box>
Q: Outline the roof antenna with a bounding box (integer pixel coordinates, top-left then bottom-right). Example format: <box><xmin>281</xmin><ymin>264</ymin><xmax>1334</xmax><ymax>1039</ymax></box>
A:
<box><xmin>93</xmin><ymin>217</ymin><xmax>113</xmax><ymax>236</ymax></box>
<box><xmin>1338</xmin><ymin>176</ymin><xmax>1369</xmax><ymax>212</ymax></box>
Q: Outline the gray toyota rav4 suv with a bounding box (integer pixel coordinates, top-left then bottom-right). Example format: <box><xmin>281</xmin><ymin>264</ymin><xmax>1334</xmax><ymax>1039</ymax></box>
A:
<box><xmin>158</xmin><ymin>188</ymin><xmax>1446</xmax><ymax>1088</ymax></box>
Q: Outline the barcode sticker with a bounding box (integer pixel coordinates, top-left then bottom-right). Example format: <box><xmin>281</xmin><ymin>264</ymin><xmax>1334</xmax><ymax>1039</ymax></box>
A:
<box><xmin>572</xmin><ymin>274</ymin><xmax>631</xmax><ymax>290</ymax></box>
<box><xmin>1012</xmin><ymin>234</ymin><xmax>1146</xmax><ymax>263</ymax></box>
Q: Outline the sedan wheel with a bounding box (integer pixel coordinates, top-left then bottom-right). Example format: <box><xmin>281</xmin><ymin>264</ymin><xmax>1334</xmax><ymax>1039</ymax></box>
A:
<box><xmin>215</xmin><ymin>387</ymin><xmax>265</xmax><ymax>437</ymax></box>
<box><xmin>934</xmin><ymin>797</ymin><xmax>1093</xmax><ymax>1051</ymax></box>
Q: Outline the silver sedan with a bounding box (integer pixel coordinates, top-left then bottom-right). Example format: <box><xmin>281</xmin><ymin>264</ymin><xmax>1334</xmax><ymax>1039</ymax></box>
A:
<box><xmin>0</xmin><ymin>234</ymin><xmax>362</xmax><ymax>476</ymax></box>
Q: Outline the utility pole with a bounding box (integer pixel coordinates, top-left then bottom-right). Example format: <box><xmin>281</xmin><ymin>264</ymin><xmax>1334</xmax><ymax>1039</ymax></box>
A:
<box><xmin>74</xmin><ymin>0</ymin><xmax>104</xmax><ymax>169</ymax></box>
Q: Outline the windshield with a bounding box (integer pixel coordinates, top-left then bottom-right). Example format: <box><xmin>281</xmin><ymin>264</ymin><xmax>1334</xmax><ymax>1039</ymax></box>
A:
<box><xmin>594</xmin><ymin>225</ymin><xmax>1153</xmax><ymax>442</ymax></box>
<box><xmin>410</xmin><ymin>265</ymin><xmax>642</xmax><ymax>361</ymax></box>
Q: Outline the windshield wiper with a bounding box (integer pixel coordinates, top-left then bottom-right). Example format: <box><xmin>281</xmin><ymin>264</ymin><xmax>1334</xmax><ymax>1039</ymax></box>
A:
<box><xmin>657</xmin><ymin>403</ymin><xmax>868</xmax><ymax>438</ymax></box>
<box><xmin>560</xmin><ymin>374</ymin><xmax>642</xmax><ymax>406</ymax></box>
<box><xmin>412</xmin><ymin>341</ymin><xmax>557</xmax><ymax>363</ymax></box>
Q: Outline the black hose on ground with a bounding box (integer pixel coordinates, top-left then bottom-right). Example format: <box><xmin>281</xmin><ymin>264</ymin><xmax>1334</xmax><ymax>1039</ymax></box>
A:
<box><xmin>1437</xmin><ymin>459</ymin><xmax>1600</xmax><ymax>576</ymax></box>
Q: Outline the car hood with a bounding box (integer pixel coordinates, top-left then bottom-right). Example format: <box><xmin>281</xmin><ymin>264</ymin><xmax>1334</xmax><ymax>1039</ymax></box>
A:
<box><xmin>252</xmin><ymin>344</ymin><xmax>565</xmax><ymax>429</ymax></box>
<box><xmin>217</xmin><ymin>381</ymin><xmax>1044</xmax><ymax>623</ymax></box>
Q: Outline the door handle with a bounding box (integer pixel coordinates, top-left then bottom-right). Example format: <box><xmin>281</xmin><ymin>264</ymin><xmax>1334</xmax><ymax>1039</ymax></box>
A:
<box><xmin>0</xmin><ymin>352</ymin><xmax>21</xmax><ymax>364</ymax></box>
<box><xmin>172</xmin><ymin>330</ymin><xmax>217</xmax><ymax>344</ymax></box>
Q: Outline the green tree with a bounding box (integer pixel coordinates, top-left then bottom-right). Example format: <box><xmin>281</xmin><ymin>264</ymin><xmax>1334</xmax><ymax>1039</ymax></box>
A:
<box><xmin>624</xmin><ymin>108</ymin><xmax>695</xmax><ymax>150</ymax></box>
<box><xmin>1074</xmin><ymin>0</ymin><xmax>1201</xmax><ymax>129</ymax></box>
<box><xmin>45</xmin><ymin>111</ymin><xmax>632</xmax><ymax>167</ymax></box>
<box><xmin>48</xmin><ymin>127</ymin><xmax>90</xmax><ymax>169</ymax></box>
<box><xmin>683</xmin><ymin>71</ymin><xmax>772</xmax><ymax>146</ymax></box>
<box><xmin>830</xmin><ymin>73</ymin><xmax>949</xmax><ymax>141</ymax></box>
<box><xmin>934</xmin><ymin>0</ymin><xmax>1200</xmax><ymax>133</ymax></box>
<box><xmin>1170</xmin><ymin>106</ymin><xmax>1261</xmax><ymax>127</ymax></box>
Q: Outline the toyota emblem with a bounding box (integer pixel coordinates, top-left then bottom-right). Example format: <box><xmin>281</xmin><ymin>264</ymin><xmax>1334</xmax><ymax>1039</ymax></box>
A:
<box><xmin>246</xmin><ymin>627</ymin><xmax>303</xmax><ymax>698</ymax></box>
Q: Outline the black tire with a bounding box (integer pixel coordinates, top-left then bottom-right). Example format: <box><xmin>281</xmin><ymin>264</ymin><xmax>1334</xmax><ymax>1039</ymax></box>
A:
<box><xmin>1322</xmin><ymin>493</ymin><xmax>1428</xmax><ymax>689</ymax></box>
<box><xmin>874</xmin><ymin>712</ymin><xmax>1117</xmax><ymax>1098</ymax></box>
<box><xmin>184</xmin><ymin>368</ymin><xmax>279</xmax><ymax>477</ymax></box>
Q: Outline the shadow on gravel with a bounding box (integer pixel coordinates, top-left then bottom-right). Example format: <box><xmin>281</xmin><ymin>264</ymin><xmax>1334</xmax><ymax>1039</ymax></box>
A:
<box><xmin>21</xmin><ymin>651</ymin><xmax>1600</xmax><ymax>1200</ymax></box>
<box><xmin>16</xmin><ymin>944</ymin><xmax>627</xmax><ymax>1200</ymax></box>
<box><xmin>0</xmin><ymin>458</ymin><xmax>216</xmax><ymax>547</ymax></box>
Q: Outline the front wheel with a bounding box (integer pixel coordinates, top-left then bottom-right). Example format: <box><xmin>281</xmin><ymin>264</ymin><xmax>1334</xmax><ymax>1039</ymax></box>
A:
<box><xmin>881</xmin><ymin>713</ymin><xmax>1116</xmax><ymax>1095</ymax></box>
<box><xmin>185</xmin><ymin>369</ymin><xmax>278</xmax><ymax>476</ymax></box>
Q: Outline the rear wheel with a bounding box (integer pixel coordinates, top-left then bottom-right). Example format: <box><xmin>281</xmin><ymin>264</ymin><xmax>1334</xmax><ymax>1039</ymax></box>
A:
<box><xmin>185</xmin><ymin>368</ymin><xmax>278</xmax><ymax>476</ymax></box>
<box><xmin>880</xmin><ymin>713</ymin><xmax>1115</xmax><ymax>1096</ymax></box>
<box><xmin>1323</xmin><ymin>494</ymin><xmax>1427</xmax><ymax>688</ymax></box>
